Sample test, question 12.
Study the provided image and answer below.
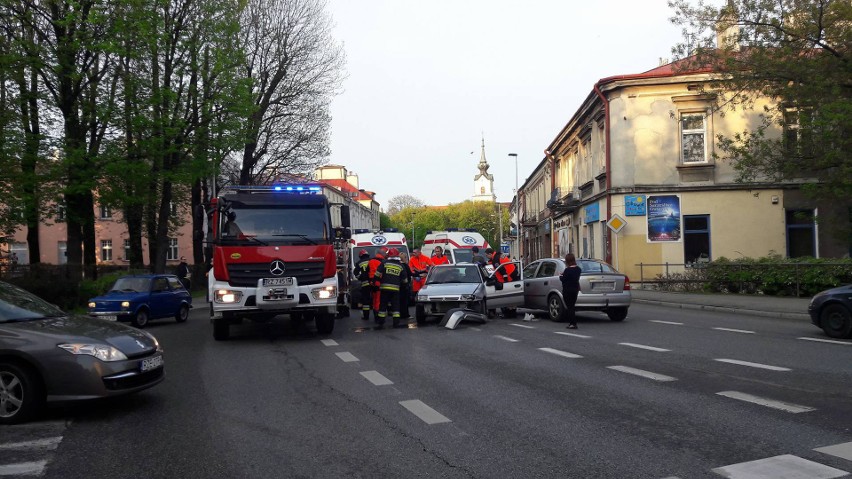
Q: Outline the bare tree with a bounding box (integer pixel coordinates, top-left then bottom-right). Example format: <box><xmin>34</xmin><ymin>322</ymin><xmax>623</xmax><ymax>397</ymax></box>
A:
<box><xmin>236</xmin><ymin>0</ymin><xmax>344</xmax><ymax>185</ymax></box>
<box><xmin>386</xmin><ymin>195</ymin><xmax>425</xmax><ymax>216</ymax></box>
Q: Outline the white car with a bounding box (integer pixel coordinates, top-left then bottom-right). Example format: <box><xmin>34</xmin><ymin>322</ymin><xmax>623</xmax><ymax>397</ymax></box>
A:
<box><xmin>414</xmin><ymin>262</ymin><xmax>523</xmax><ymax>324</ymax></box>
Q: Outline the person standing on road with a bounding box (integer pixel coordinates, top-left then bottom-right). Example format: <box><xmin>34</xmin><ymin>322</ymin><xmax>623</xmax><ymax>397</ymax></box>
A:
<box><xmin>374</xmin><ymin>248</ymin><xmax>410</xmax><ymax>328</ymax></box>
<box><xmin>175</xmin><ymin>257</ymin><xmax>190</xmax><ymax>290</ymax></box>
<box><xmin>471</xmin><ymin>246</ymin><xmax>486</xmax><ymax>267</ymax></box>
<box><xmin>398</xmin><ymin>251</ymin><xmax>413</xmax><ymax>319</ymax></box>
<box><xmin>560</xmin><ymin>253</ymin><xmax>581</xmax><ymax>329</ymax></box>
<box><xmin>431</xmin><ymin>246</ymin><xmax>450</xmax><ymax>265</ymax></box>
<box><xmin>409</xmin><ymin>247</ymin><xmax>433</xmax><ymax>295</ymax></box>
<box><xmin>355</xmin><ymin>249</ymin><xmax>372</xmax><ymax>320</ymax></box>
<box><xmin>368</xmin><ymin>246</ymin><xmax>389</xmax><ymax>320</ymax></box>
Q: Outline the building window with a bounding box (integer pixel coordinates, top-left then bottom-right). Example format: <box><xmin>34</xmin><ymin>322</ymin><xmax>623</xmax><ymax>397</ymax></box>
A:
<box><xmin>57</xmin><ymin>205</ymin><xmax>66</xmax><ymax>222</ymax></box>
<box><xmin>123</xmin><ymin>239</ymin><xmax>131</xmax><ymax>261</ymax></box>
<box><xmin>167</xmin><ymin>238</ymin><xmax>179</xmax><ymax>260</ymax></box>
<box><xmin>786</xmin><ymin>209</ymin><xmax>816</xmax><ymax>258</ymax></box>
<box><xmin>684</xmin><ymin>215</ymin><xmax>711</xmax><ymax>264</ymax></box>
<box><xmin>57</xmin><ymin>241</ymin><xmax>67</xmax><ymax>265</ymax></box>
<box><xmin>783</xmin><ymin>108</ymin><xmax>813</xmax><ymax>157</ymax></box>
<box><xmin>101</xmin><ymin>239</ymin><xmax>113</xmax><ymax>261</ymax></box>
<box><xmin>681</xmin><ymin>113</ymin><xmax>707</xmax><ymax>163</ymax></box>
<box><xmin>100</xmin><ymin>205</ymin><xmax>112</xmax><ymax>219</ymax></box>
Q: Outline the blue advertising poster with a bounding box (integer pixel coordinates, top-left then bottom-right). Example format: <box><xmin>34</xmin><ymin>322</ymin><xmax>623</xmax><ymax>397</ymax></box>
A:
<box><xmin>647</xmin><ymin>195</ymin><xmax>681</xmax><ymax>242</ymax></box>
<box><xmin>625</xmin><ymin>195</ymin><xmax>647</xmax><ymax>216</ymax></box>
<box><xmin>584</xmin><ymin>203</ymin><xmax>599</xmax><ymax>223</ymax></box>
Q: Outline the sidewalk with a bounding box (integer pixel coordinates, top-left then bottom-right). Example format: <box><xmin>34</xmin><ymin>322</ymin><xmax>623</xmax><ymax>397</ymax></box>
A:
<box><xmin>631</xmin><ymin>288</ymin><xmax>812</xmax><ymax>321</ymax></box>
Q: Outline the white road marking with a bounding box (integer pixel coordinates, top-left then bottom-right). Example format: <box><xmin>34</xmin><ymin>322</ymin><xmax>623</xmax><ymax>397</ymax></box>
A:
<box><xmin>335</xmin><ymin>352</ymin><xmax>359</xmax><ymax>362</ymax></box>
<box><xmin>607</xmin><ymin>365</ymin><xmax>677</xmax><ymax>382</ymax></box>
<box><xmin>0</xmin><ymin>461</ymin><xmax>47</xmax><ymax>476</ymax></box>
<box><xmin>510</xmin><ymin>323</ymin><xmax>535</xmax><ymax>329</ymax></box>
<box><xmin>469</xmin><ymin>327</ymin><xmax>483</xmax><ymax>331</ymax></box>
<box><xmin>360</xmin><ymin>371</ymin><xmax>393</xmax><ymax>386</ymax></box>
<box><xmin>399</xmin><ymin>400</ymin><xmax>451</xmax><ymax>425</ymax></box>
<box><xmin>714</xmin><ymin>359</ymin><xmax>790</xmax><ymax>371</ymax></box>
<box><xmin>716</xmin><ymin>391</ymin><xmax>815</xmax><ymax>413</ymax></box>
<box><xmin>320</xmin><ymin>339</ymin><xmax>339</xmax><ymax>346</ymax></box>
<box><xmin>494</xmin><ymin>335</ymin><xmax>519</xmax><ymax>342</ymax></box>
<box><xmin>649</xmin><ymin>320</ymin><xmax>683</xmax><ymax>325</ymax></box>
<box><xmin>0</xmin><ymin>437</ymin><xmax>62</xmax><ymax>451</ymax></box>
<box><xmin>714</xmin><ymin>327</ymin><xmax>756</xmax><ymax>334</ymax></box>
<box><xmin>538</xmin><ymin>347</ymin><xmax>582</xmax><ymax>359</ymax></box>
<box><xmin>619</xmin><ymin>342</ymin><xmax>670</xmax><ymax>352</ymax></box>
<box><xmin>798</xmin><ymin>337</ymin><xmax>852</xmax><ymax>346</ymax></box>
<box><xmin>711</xmin><ymin>454</ymin><xmax>847</xmax><ymax>478</ymax></box>
<box><xmin>815</xmin><ymin>441</ymin><xmax>852</xmax><ymax>461</ymax></box>
<box><xmin>555</xmin><ymin>331</ymin><xmax>591</xmax><ymax>338</ymax></box>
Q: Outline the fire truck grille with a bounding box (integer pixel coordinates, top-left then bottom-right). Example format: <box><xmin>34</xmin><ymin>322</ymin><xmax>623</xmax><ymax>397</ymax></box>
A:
<box><xmin>227</xmin><ymin>262</ymin><xmax>325</xmax><ymax>287</ymax></box>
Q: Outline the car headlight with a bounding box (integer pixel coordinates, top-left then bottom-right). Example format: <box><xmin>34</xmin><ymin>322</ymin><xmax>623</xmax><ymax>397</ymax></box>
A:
<box><xmin>121</xmin><ymin>301</ymin><xmax>131</xmax><ymax>308</ymax></box>
<box><xmin>58</xmin><ymin>343</ymin><xmax>128</xmax><ymax>361</ymax></box>
<box><xmin>214</xmin><ymin>289</ymin><xmax>243</xmax><ymax>303</ymax></box>
<box><xmin>312</xmin><ymin>285</ymin><xmax>337</xmax><ymax>300</ymax></box>
<box><xmin>88</xmin><ymin>302</ymin><xmax>96</xmax><ymax>308</ymax></box>
<box><xmin>461</xmin><ymin>294</ymin><xmax>477</xmax><ymax>301</ymax></box>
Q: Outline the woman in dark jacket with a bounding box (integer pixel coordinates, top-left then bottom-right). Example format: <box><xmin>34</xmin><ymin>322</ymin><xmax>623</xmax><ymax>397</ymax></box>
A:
<box><xmin>559</xmin><ymin>253</ymin><xmax>581</xmax><ymax>329</ymax></box>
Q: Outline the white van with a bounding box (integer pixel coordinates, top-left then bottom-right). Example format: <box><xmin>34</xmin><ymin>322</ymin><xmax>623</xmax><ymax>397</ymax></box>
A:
<box><xmin>421</xmin><ymin>229</ymin><xmax>489</xmax><ymax>264</ymax></box>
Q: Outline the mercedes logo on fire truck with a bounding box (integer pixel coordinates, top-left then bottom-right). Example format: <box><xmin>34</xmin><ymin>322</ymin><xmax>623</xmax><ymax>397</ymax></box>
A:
<box><xmin>269</xmin><ymin>260</ymin><xmax>286</xmax><ymax>276</ymax></box>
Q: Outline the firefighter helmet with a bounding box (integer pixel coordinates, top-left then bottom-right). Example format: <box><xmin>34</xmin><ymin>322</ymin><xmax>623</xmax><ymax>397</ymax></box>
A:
<box><xmin>387</xmin><ymin>248</ymin><xmax>400</xmax><ymax>257</ymax></box>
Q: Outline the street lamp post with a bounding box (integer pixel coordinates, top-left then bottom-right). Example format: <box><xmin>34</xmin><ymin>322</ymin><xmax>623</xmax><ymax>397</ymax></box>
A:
<box><xmin>509</xmin><ymin>153</ymin><xmax>521</xmax><ymax>263</ymax></box>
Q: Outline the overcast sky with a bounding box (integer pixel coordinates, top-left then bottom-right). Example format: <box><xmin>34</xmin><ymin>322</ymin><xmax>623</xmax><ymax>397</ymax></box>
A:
<box><xmin>326</xmin><ymin>1</ymin><xmax>684</xmax><ymax>208</ymax></box>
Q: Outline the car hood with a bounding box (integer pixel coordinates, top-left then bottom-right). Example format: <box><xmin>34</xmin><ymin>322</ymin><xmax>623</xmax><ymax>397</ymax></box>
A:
<box><xmin>818</xmin><ymin>284</ymin><xmax>852</xmax><ymax>296</ymax></box>
<box><xmin>3</xmin><ymin>315</ymin><xmax>159</xmax><ymax>355</ymax></box>
<box><xmin>89</xmin><ymin>291</ymin><xmax>147</xmax><ymax>304</ymax></box>
<box><xmin>420</xmin><ymin>283</ymin><xmax>481</xmax><ymax>296</ymax></box>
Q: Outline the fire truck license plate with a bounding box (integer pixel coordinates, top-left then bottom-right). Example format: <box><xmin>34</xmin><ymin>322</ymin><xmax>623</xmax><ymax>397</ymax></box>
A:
<box><xmin>263</xmin><ymin>277</ymin><xmax>293</xmax><ymax>286</ymax></box>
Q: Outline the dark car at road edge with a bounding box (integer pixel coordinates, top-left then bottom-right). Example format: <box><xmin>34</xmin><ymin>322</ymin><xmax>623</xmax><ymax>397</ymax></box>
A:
<box><xmin>808</xmin><ymin>284</ymin><xmax>852</xmax><ymax>339</ymax></box>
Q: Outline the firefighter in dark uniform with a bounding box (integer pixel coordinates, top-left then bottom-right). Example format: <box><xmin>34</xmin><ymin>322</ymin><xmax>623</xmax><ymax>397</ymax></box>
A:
<box><xmin>368</xmin><ymin>246</ymin><xmax>388</xmax><ymax>320</ymax></box>
<box><xmin>374</xmin><ymin>247</ymin><xmax>410</xmax><ymax>328</ymax></box>
<box><xmin>355</xmin><ymin>249</ymin><xmax>372</xmax><ymax>320</ymax></box>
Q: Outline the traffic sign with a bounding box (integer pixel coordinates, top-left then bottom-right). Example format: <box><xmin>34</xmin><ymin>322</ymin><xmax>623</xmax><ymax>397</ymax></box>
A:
<box><xmin>606</xmin><ymin>214</ymin><xmax>627</xmax><ymax>234</ymax></box>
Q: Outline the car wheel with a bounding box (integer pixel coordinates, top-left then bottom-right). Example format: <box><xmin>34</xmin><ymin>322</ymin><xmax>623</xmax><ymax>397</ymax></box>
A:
<box><xmin>213</xmin><ymin>316</ymin><xmax>230</xmax><ymax>340</ymax></box>
<box><xmin>131</xmin><ymin>309</ymin><xmax>150</xmax><ymax>328</ymax></box>
<box><xmin>415</xmin><ymin>305</ymin><xmax>426</xmax><ymax>325</ymax></box>
<box><xmin>548</xmin><ymin>294</ymin><xmax>565</xmax><ymax>322</ymax></box>
<box><xmin>315</xmin><ymin>311</ymin><xmax>335</xmax><ymax>335</ymax></box>
<box><xmin>0</xmin><ymin>362</ymin><xmax>43</xmax><ymax>425</ymax></box>
<box><xmin>608</xmin><ymin>307</ymin><xmax>628</xmax><ymax>322</ymax></box>
<box><xmin>820</xmin><ymin>304</ymin><xmax>852</xmax><ymax>338</ymax></box>
<box><xmin>175</xmin><ymin>304</ymin><xmax>189</xmax><ymax>323</ymax></box>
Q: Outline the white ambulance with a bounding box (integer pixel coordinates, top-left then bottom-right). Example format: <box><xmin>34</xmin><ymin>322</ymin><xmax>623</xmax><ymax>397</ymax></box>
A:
<box><xmin>348</xmin><ymin>229</ymin><xmax>410</xmax><ymax>308</ymax></box>
<box><xmin>421</xmin><ymin>229</ymin><xmax>489</xmax><ymax>264</ymax></box>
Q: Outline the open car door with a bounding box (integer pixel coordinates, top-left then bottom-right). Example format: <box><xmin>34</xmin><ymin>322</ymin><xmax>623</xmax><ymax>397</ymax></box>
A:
<box><xmin>484</xmin><ymin>261</ymin><xmax>524</xmax><ymax>309</ymax></box>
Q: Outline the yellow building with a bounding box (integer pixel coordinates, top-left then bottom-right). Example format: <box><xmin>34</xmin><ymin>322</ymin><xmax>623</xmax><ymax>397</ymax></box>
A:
<box><xmin>532</xmin><ymin>59</ymin><xmax>849</xmax><ymax>283</ymax></box>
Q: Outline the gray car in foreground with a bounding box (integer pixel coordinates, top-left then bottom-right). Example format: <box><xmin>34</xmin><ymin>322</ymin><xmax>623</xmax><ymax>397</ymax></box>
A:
<box><xmin>523</xmin><ymin>258</ymin><xmax>631</xmax><ymax>322</ymax></box>
<box><xmin>0</xmin><ymin>281</ymin><xmax>164</xmax><ymax>424</ymax></box>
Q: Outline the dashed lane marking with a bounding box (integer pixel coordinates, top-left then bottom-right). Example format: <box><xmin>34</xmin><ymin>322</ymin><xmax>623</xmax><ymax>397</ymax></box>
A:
<box><xmin>494</xmin><ymin>335</ymin><xmax>519</xmax><ymax>343</ymax></box>
<box><xmin>814</xmin><ymin>441</ymin><xmax>852</xmax><ymax>461</ymax></box>
<box><xmin>0</xmin><ymin>437</ymin><xmax>62</xmax><ymax>451</ymax></box>
<box><xmin>399</xmin><ymin>400</ymin><xmax>451</xmax><ymax>425</ymax></box>
<box><xmin>716</xmin><ymin>391</ymin><xmax>815</xmax><ymax>413</ymax></box>
<box><xmin>619</xmin><ymin>342</ymin><xmax>670</xmax><ymax>352</ymax></box>
<box><xmin>509</xmin><ymin>323</ymin><xmax>535</xmax><ymax>329</ymax></box>
<box><xmin>469</xmin><ymin>327</ymin><xmax>482</xmax><ymax>331</ymax></box>
<box><xmin>555</xmin><ymin>331</ymin><xmax>591</xmax><ymax>339</ymax></box>
<box><xmin>360</xmin><ymin>370</ymin><xmax>393</xmax><ymax>386</ymax></box>
<box><xmin>798</xmin><ymin>337</ymin><xmax>852</xmax><ymax>346</ymax></box>
<box><xmin>0</xmin><ymin>461</ymin><xmax>47</xmax><ymax>476</ymax></box>
<box><xmin>320</xmin><ymin>339</ymin><xmax>339</xmax><ymax>346</ymax></box>
<box><xmin>608</xmin><ymin>365</ymin><xmax>677</xmax><ymax>382</ymax></box>
<box><xmin>335</xmin><ymin>352</ymin><xmax>359</xmax><ymax>362</ymax></box>
<box><xmin>711</xmin><ymin>454</ymin><xmax>847</xmax><ymax>479</ymax></box>
<box><xmin>538</xmin><ymin>347</ymin><xmax>582</xmax><ymax>359</ymax></box>
<box><xmin>714</xmin><ymin>327</ymin><xmax>756</xmax><ymax>334</ymax></box>
<box><xmin>649</xmin><ymin>320</ymin><xmax>684</xmax><ymax>325</ymax></box>
<box><xmin>714</xmin><ymin>359</ymin><xmax>791</xmax><ymax>371</ymax></box>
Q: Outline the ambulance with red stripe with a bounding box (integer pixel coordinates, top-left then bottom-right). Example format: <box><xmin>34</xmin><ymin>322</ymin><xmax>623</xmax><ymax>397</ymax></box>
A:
<box><xmin>348</xmin><ymin>229</ymin><xmax>409</xmax><ymax>309</ymax></box>
<box><xmin>421</xmin><ymin>229</ymin><xmax>489</xmax><ymax>264</ymax></box>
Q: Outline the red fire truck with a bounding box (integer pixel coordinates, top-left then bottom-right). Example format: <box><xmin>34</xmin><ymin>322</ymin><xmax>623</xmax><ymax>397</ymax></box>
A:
<box><xmin>205</xmin><ymin>184</ymin><xmax>351</xmax><ymax>340</ymax></box>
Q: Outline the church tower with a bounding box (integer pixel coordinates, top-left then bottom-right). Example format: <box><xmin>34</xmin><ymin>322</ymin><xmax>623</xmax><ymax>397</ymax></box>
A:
<box><xmin>472</xmin><ymin>137</ymin><xmax>496</xmax><ymax>202</ymax></box>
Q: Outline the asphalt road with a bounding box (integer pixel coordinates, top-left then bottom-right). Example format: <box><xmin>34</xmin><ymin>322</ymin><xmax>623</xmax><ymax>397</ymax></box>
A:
<box><xmin>3</xmin><ymin>303</ymin><xmax>852</xmax><ymax>479</ymax></box>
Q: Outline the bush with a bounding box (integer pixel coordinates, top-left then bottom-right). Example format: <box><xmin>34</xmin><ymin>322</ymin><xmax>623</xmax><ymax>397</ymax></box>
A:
<box><xmin>702</xmin><ymin>256</ymin><xmax>852</xmax><ymax>297</ymax></box>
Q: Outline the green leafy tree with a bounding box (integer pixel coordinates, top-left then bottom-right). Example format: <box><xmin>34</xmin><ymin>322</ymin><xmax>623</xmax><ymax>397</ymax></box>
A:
<box><xmin>669</xmin><ymin>0</ymin><xmax>852</xmax><ymax>201</ymax></box>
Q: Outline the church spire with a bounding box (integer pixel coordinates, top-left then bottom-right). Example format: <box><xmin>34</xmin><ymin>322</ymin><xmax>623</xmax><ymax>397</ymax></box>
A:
<box><xmin>478</xmin><ymin>135</ymin><xmax>490</xmax><ymax>175</ymax></box>
<box><xmin>473</xmin><ymin>135</ymin><xmax>495</xmax><ymax>202</ymax></box>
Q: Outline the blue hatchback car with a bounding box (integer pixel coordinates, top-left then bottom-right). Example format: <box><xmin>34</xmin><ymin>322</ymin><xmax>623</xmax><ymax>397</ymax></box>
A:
<box><xmin>88</xmin><ymin>274</ymin><xmax>192</xmax><ymax>328</ymax></box>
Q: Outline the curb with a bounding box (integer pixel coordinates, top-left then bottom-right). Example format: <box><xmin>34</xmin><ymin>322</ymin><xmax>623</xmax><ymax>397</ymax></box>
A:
<box><xmin>633</xmin><ymin>299</ymin><xmax>810</xmax><ymax>321</ymax></box>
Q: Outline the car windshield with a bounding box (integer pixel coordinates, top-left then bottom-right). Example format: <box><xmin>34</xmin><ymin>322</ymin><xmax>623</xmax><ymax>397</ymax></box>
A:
<box><xmin>111</xmin><ymin>277</ymin><xmax>152</xmax><ymax>293</ymax></box>
<box><xmin>427</xmin><ymin>266</ymin><xmax>482</xmax><ymax>284</ymax></box>
<box><xmin>221</xmin><ymin>205</ymin><xmax>329</xmax><ymax>245</ymax></box>
<box><xmin>0</xmin><ymin>282</ymin><xmax>66</xmax><ymax>322</ymax></box>
<box><xmin>351</xmin><ymin>245</ymin><xmax>410</xmax><ymax>268</ymax></box>
<box><xmin>452</xmin><ymin>249</ymin><xmax>473</xmax><ymax>263</ymax></box>
<box><xmin>577</xmin><ymin>260</ymin><xmax>617</xmax><ymax>273</ymax></box>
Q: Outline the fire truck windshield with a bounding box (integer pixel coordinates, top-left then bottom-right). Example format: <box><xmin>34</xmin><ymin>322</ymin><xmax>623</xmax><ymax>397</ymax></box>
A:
<box><xmin>220</xmin><ymin>206</ymin><xmax>329</xmax><ymax>244</ymax></box>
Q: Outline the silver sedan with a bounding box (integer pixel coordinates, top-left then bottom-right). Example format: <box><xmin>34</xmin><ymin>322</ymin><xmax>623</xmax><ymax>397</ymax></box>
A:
<box><xmin>522</xmin><ymin>258</ymin><xmax>631</xmax><ymax>322</ymax></box>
